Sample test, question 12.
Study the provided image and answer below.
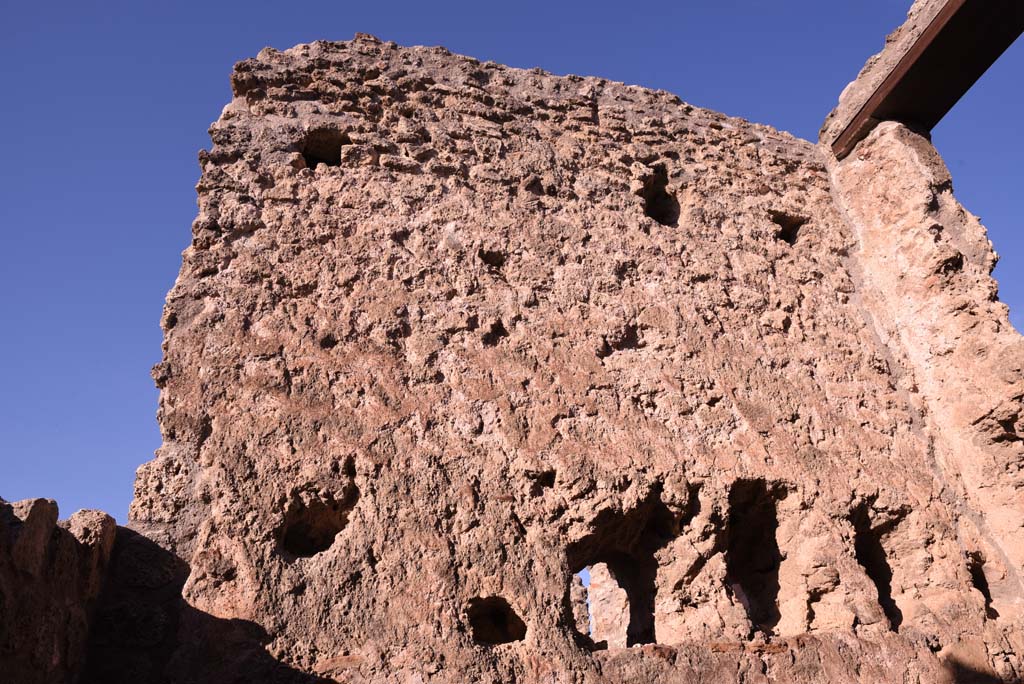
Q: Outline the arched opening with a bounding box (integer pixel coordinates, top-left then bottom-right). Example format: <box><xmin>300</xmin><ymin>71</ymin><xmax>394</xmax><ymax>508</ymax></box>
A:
<box><xmin>566</xmin><ymin>490</ymin><xmax>681</xmax><ymax>648</ymax></box>
<box><xmin>724</xmin><ymin>479</ymin><xmax>787</xmax><ymax>636</ymax></box>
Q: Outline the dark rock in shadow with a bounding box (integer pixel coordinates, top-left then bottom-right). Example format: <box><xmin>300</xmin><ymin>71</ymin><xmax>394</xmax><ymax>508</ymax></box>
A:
<box><xmin>81</xmin><ymin>527</ymin><xmax>334</xmax><ymax>684</ymax></box>
<box><xmin>945</xmin><ymin>657</ymin><xmax>1021</xmax><ymax>684</ymax></box>
<box><xmin>0</xmin><ymin>498</ymin><xmax>115</xmax><ymax>684</ymax></box>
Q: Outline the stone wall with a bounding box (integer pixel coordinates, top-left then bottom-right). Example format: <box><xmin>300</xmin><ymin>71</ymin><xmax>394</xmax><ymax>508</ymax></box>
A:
<box><xmin>3</xmin><ymin>3</ymin><xmax>1023</xmax><ymax>682</ymax></box>
<box><xmin>114</xmin><ymin>29</ymin><xmax>1020</xmax><ymax>683</ymax></box>
<box><xmin>829</xmin><ymin>120</ymin><xmax>1024</xmax><ymax>682</ymax></box>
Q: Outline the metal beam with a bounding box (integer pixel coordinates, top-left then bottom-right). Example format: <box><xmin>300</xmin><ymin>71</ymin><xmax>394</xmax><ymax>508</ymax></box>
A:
<box><xmin>832</xmin><ymin>0</ymin><xmax>1024</xmax><ymax>160</ymax></box>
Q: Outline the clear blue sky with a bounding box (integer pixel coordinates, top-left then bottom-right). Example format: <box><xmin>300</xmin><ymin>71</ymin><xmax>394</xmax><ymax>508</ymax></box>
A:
<box><xmin>1</xmin><ymin>2</ymin><xmax>1020</xmax><ymax>523</ymax></box>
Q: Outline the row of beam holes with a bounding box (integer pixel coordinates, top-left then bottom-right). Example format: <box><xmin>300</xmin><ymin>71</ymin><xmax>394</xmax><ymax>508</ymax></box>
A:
<box><xmin>300</xmin><ymin>126</ymin><xmax>688</xmax><ymax>232</ymax></box>
<box><xmin>272</xmin><ymin>479</ymin><xmax>999</xmax><ymax>646</ymax></box>
<box><xmin>299</xmin><ymin>132</ymin><xmax>806</xmax><ymax>251</ymax></box>
<box><xmin>301</xmin><ymin>127</ymin><xmax>688</xmax><ymax>229</ymax></box>
<box><xmin>566</xmin><ymin>480</ymin><xmax>1000</xmax><ymax>647</ymax></box>
<box><xmin>639</xmin><ymin>163</ymin><xmax>809</xmax><ymax>248</ymax></box>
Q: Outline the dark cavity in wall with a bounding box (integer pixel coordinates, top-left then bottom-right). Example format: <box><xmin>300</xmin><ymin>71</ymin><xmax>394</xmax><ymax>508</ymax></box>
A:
<box><xmin>597</xmin><ymin>323</ymin><xmax>642</xmax><ymax>359</ymax></box>
<box><xmin>477</xmin><ymin>248</ymin><xmax>506</xmax><ymax>271</ymax></box>
<box><xmin>967</xmin><ymin>551</ymin><xmax>1000</xmax><ymax>620</ymax></box>
<box><xmin>302</xmin><ymin>128</ymin><xmax>350</xmax><ymax>168</ymax></box>
<box><xmin>724</xmin><ymin>479</ymin><xmax>787</xmax><ymax>636</ymax></box>
<box><xmin>943</xmin><ymin>657</ymin><xmax>1008</xmax><ymax>684</ymax></box>
<box><xmin>638</xmin><ymin>164</ymin><xmax>680</xmax><ymax>227</ymax></box>
<box><xmin>278</xmin><ymin>486</ymin><xmax>359</xmax><ymax>559</ymax></box>
<box><xmin>566</xmin><ymin>486</ymin><xmax>691</xmax><ymax>646</ymax></box>
<box><xmin>467</xmin><ymin>596</ymin><xmax>527</xmax><ymax>645</ymax></box>
<box><xmin>849</xmin><ymin>501</ymin><xmax>904</xmax><ymax>631</ymax></box>
<box><xmin>769</xmin><ymin>210</ymin><xmax>808</xmax><ymax>245</ymax></box>
<box><xmin>481</xmin><ymin>319</ymin><xmax>509</xmax><ymax>346</ymax></box>
<box><xmin>528</xmin><ymin>469</ymin><xmax>556</xmax><ymax>497</ymax></box>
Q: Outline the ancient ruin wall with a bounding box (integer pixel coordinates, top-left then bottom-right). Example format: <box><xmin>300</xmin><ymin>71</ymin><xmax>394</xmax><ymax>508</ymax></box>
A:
<box><xmin>96</xmin><ymin>31</ymin><xmax>1022</xmax><ymax>683</ymax></box>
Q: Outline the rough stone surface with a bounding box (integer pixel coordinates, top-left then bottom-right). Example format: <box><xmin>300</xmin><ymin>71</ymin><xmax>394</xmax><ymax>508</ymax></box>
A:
<box><xmin>4</xmin><ymin>6</ymin><xmax>1023</xmax><ymax>682</ymax></box>
<box><xmin>0</xmin><ymin>498</ymin><xmax>115</xmax><ymax>684</ymax></box>
<box><xmin>587</xmin><ymin>563</ymin><xmax>629</xmax><ymax>648</ymax></box>
<box><xmin>90</xmin><ymin>29</ymin><xmax>1018</xmax><ymax>683</ymax></box>
<box><xmin>830</xmin><ymin>121</ymin><xmax>1024</xmax><ymax>681</ymax></box>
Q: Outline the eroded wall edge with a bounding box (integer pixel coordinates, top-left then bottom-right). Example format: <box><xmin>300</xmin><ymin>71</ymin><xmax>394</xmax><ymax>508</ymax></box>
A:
<box><xmin>827</xmin><ymin>121</ymin><xmax>1024</xmax><ymax>680</ymax></box>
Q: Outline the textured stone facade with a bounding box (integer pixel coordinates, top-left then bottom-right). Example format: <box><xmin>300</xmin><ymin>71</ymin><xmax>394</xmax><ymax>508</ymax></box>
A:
<box><xmin>117</xmin><ymin>29</ymin><xmax>1020</xmax><ymax>682</ymax></box>
<box><xmin>2</xmin><ymin>3</ymin><xmax>1022</xmax><ymax>682</ymax></box>
<box><xmin>830</xmin><ymin>121</ymin><xmax>1024</xmax><ymax>681</ymax></box>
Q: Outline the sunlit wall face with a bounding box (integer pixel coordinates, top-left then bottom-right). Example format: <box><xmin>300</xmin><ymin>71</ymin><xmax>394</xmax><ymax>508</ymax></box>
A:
<box><xmin>0</xmin><ymin>1</ymin><xmax>1019</xmax><ymax>525</ymax></box>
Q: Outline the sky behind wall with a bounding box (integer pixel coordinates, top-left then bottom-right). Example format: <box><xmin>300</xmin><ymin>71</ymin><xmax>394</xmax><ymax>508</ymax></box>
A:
<box><xmin>0</xmin><ymin>1</ymin><xmax>1021</xmax><ymax>522</ymax></box>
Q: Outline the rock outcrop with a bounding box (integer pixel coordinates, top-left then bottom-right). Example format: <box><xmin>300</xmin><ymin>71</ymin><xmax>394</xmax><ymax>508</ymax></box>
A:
<box><xmin>0</xmin><ymin>499</ymin><xmax>115</xmax><ymax>684</ymax></box>
<box><xmin>2</xmin><ymin>2</ymin><xmax>1022</xmax><ymax>682</ymax></box>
